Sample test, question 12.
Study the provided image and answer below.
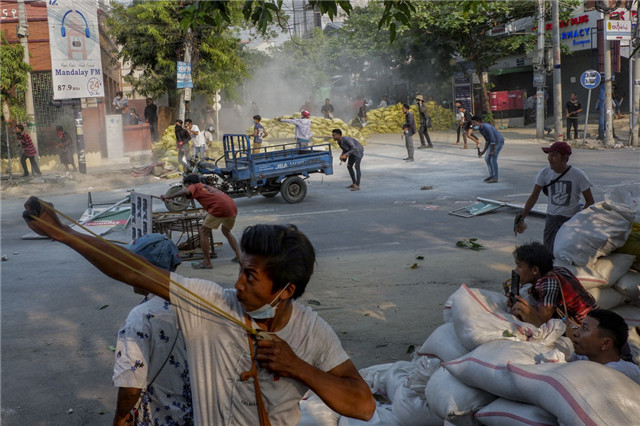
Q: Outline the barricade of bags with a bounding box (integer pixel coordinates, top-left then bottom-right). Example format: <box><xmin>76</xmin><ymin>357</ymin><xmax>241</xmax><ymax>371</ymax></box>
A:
<box><xmin>299</xmin><ymin>285</ymin><xmax>640</xmax><ymax>425</ymax></box>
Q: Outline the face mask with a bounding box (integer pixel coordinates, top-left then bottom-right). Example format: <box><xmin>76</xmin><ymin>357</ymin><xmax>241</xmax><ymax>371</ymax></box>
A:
<box><xmin>246</xmin><ymin>283</ymin><xmax>290</xmax><ymax>320</ymax></box>
<box><xmin>473</xmin><ymin>125</ymin><xmax>480</xmax><ymax>130</ymax></box>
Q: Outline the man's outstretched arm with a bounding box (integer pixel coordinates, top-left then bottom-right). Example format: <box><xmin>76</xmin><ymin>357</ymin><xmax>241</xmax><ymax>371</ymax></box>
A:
<box><xmin>23</xmin><ymin>197</ymin><xmax>170</xmax><ymax>300</ymax></box>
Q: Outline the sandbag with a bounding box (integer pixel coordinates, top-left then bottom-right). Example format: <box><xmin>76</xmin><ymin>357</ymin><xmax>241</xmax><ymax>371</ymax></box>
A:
<box><xmin>604</xmin><ymin>188</ymin><xmax>640</xmax><ymax>223</ymax></box>
<box><xmin>443</xmin><ymin>340</ymin><xmax>565</xmax><ymax>402</ymax></box>
<box><xmin>384</xmin><ymin>361</ymin><xmax>416</xmax><ymax>402</ymax></box>
<box><xmin>417</xmin><ymin>322</ymin><xmax>468</xmax><ymax>362</ymax></box>
<box><xmin>425</xmin><ymin>367</ymin><xmax>495</xmax><ymax>424</ymax></box>
<box><xmin>451</xmin><ymin>285</ymin><xmax>566</xmax><ymax>351</ymax></box>
<box><xmin>554</xmin><ymin>202</ymin><xmax>632</xmax><ymax>267</ymax></box>
<box><xmin>474</xmin><ymin>398</ymin><xmax>558</xmax><ymax>426</ymax></box>
<box><xmin>338</xmin><ymin>404</ymin><xmax>399</xmax><ymax>426</ymax></box>
<box><xmin>566</xmin><ymin>253</ymin><xmax>635</xmax><ymax>289</ymax></box>
<box><xmin>359</xmin><ymin>363</ymin><xmax>393</xmax><ymax>396</ymax></box>
<box><xmin>614</xmin><ymin>223</ymin><xmax>640</xmax><ymax>264</ymax></box>
<box><xmin>508</xmin><ymin>361</ymin><xmax>640</xmax><ymax>425</ymax></box>
<box><xmin>612</xmin><ymin>270</ymin><xmax>640</xmax><ymax>300</ymax></box>
<box><xmin>405</xmin><ymin>356</ymin><xmax>441</xmax><ymax>395</ymax></box>
<box><xmin>587</xmin><ymin>286</ymin><xmax>628</xmax><ymax>309</ymax></box>
<box><xmin>392</xmin><ymin>385</ymin><xmax>442</xmax><ymax>426</ymax></box>
<box><xmin>298</xmin><ymin>392</ymin><xmax>339</xmax><ymax>426</ymax></box>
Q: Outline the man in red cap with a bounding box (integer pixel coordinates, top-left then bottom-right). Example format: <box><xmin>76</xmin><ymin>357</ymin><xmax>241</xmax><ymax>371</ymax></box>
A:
<box><xmin>515</xmin><ymin>141</ymin><xmax>594</xmax><ymax>253</ymax></box>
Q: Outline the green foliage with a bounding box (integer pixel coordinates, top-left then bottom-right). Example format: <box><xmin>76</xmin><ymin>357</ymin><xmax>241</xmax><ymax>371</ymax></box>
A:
<box><xmin>180</xmin><ymin>0</ymin><xmax>415</xmax><ymax>40</ymax></box>
<box><xmin>0</xmin><ymin>32</ymin><xmax>32</xmax><ymax>123</ymax></box>
<box><xmin>107</xmin><ymin>1</ymin><xmax>249</xmax><ymax>104</ymax></box>
<box><xmin>411</xmin><ymin>1</ymin><xmax>536</xmax><ymax>118</ymax></box>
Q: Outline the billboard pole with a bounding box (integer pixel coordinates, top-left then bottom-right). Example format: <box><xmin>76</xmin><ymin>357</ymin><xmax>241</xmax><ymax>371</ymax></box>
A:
<box><xmin>536</xmin><ymin>0</ymin><xmax>546</xmax><ymax>139</ymax></box>
<box><xmin>552</xmin><ymin>0</ymin><xmax>564</xmax><ymax>142</ymax></box>
<box><xmin>17</xmin><ymin>0</ymin><xmax>38</xmax><ymax>150</ymax></box>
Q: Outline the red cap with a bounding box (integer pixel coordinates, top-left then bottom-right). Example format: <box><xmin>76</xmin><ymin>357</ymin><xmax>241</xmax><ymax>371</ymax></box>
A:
<box><xmin>301</xmin><ymin>110</ymin><xmax>310</xmax><ymax>118</ymax></box>
<box><xmin>542</xmin><ymin>142</ymin><xmax>572</xmax><ymax>155</ymax></box>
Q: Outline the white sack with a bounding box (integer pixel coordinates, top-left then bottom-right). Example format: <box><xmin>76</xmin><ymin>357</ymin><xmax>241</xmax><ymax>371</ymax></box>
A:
<box><xmin>338</xmin><ymin>404</ymin><xmax>399</xmax><ymax>426</ymax></box>
<box><xmin>508</xmin><ymin>361</ymin><xmax>640</xmax><ymax>425</ymax></box>
<box><xmin>358</xmin><ymin>363</ymin><xmax>393</xmax><ymax>396</ymax></box>
<box><xmin>444</xmin><ymin>288</ymin><xmax>509</xmax><ymax>323</ymax></box>
<box><xmin>554</xmin><ymin>202</ymin><xmax>632</xmax><ymax>266</ymax></box>
<box><xmin>425</xmin><ymin>367</ymin><xmax>495</xmax><ymax>424</ymax></box>
<box><xmin>612</xmin><ymin>270</ymin><xmax>640</xmax><ymax>300</ymax></box>
<box><xmin>566</xmin><ymin>253</ymin><xmax>635</xmax><ymax>289</ymax></box>
<box><xmin>451</xmin><ymin>285</ymin><xmax>566</xmax><ymax>351</ymax></box>
<box><xmin>298</xmin><ymin>392</ymin><xmax>340</xmax><ymax>426</ymax></box>
<box><xmin>417</xmin><ymin>322</ymin><xmax>468</xmax><ymax>362</ymax></box>
<box><xmin>405</xmin><ymin>356</ymin><xmax>441</xmax><ymax>395</ymax></box>
<box><xmin>604</xmin><ymin>188</ymin><xmax>640</xmax><ymax>223</ymax></box>
<box><xmin>474</xmin><ymin>398</ymin><xmax>558</xmax><ymax>426</ymax></box>
<box><xmin>443</xmin><ymin>340</ymin><xmax>565</xmax><ymax>402</ymax></box>
<box><xmin>587</xmin><ymin>286</ymin><xmax>628</xmax><ymax>309</ymax></box>
<box><xmin>384</xmin><ymin>361</ymin><xmax>416</xmax><ymax>402</ymax></box>
<box><xmin>392</xmin><ymin>385</ymin><xmax>442</xmax><ymax>426</ymax></box>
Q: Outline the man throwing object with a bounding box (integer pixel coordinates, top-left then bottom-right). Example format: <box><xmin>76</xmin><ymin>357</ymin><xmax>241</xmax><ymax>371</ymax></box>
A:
<box><xmin>332</xmin><ymin>129</ymin><xmax>364</xmax><ymax>191</ymax></box>
<box><xmin>515</xmin><ymin>141</ymin><xmax>594</xmax><ymax>254</ymax></box>
<box><xmin>162</xmin><ymin>174</ymin><xmax>242</xmax><ymax>268</ymax></box>
<box><xmin>22</xmin><ymin>197</ymin><xmax>376</xmax><ymax>425</ymax></box>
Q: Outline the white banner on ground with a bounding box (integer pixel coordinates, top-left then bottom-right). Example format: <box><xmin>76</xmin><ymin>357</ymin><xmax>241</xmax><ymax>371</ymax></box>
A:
<box><xmin>47</xmin><ymin>0</ymin><xmax>104</xmax><ymax>99</ymax></box>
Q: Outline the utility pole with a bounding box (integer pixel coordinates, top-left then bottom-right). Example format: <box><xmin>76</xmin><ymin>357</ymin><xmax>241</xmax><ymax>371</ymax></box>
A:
<box><xmin>178</xmin><ymin>28</ymin><xmax>192</xmax><ymax>121</ymax></box>
<box><xmin>552</xmin><ymin>0</ymin><xmax>563</xmax><ymax>142</ymax></box>
<box><xmin>536</xmin><ymin>0</ymin><xmax>546</xmax><ymax>138</ymax></box>
<box><xmin>603</xmin><ymin>18</ymin><xmax>615</xmax><ymax>147</ymax></box>
<box><xmin>17</xmin><ymin>0</ymin><xmax>38</xmax><ymax>150</ymax></box>
<box><xmin>631</xmin><ymin>8</ymin><xmax>640</xmax><ymax>147</ymax></box>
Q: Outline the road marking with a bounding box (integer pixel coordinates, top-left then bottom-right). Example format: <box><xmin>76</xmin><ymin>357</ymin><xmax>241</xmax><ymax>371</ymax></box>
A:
<box><xmin>326</xmin><ymin>241</ymin><xmax>401</xmax><ymax>252</ymax></box>
<box><xmin>279</xmin><ymin>209</ymin><xmax>349</xmax><ymax>217</ymax></box>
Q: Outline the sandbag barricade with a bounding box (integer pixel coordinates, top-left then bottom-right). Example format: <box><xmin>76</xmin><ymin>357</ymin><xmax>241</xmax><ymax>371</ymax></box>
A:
<box><xmin>443</xmin><ymin>340</ymin><xmax>565</xmax><ymax>402</ymax></box>
<box><xmin>507</xmin><ymin>361</ymin><xmax>640</xmax><ymax>425</ymax></box>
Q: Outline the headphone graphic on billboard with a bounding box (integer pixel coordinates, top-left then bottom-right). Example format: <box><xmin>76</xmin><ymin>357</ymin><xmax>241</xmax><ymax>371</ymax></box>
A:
<box><xmin>60</xmin><ymin>9</ymin><xmax>90</xmax><ymax>38</ymax></box>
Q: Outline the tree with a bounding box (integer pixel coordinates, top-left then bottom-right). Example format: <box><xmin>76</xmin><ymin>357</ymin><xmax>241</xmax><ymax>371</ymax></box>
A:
<box><xmin>106</xmin><ymin>1</ymin><xmax>249</xmax><ymax>106</ymax></box>
<box><xmin>0</xmin><ymin>32</ymin><xmax>32</xmax><ymax>123</ymax></box>
<box><xmin>410</xmin><ymin>1</ymin><xmax>538</xmax><ymax>121</ymax></box>
<box><xmin>180</xmin><ymin>0</ymin><xmax>416</xmax><ymax>40</ymax></box>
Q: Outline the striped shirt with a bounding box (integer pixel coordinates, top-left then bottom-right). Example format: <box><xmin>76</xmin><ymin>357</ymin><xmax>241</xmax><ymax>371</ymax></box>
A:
<box><xmin>531</xmin><ymin>267</ymin><xmax>597</xmax><ymax>324</ymax></box>
<box><xmin>18</xmin><ymin>132</ymin><xmax>37</xmax><ymax>157</ymax></box>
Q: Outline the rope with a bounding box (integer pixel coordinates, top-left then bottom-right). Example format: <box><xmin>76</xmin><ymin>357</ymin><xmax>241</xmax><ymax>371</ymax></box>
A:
<box><xmin>27</xmin><ymin>204</ymin><xmax>257</xmax><ymax>336</ymax></box>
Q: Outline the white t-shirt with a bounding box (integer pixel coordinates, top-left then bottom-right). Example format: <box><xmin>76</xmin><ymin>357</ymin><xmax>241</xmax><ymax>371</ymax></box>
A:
<box><xmin>169</xmin><ymin>273</ymin><xmax>349</xmax><ymax>426</ymax></box>
<box><xmin>113</xmin><ymin>296</ymin><xmax>192</xmax><ymax>425</ymax></box>
<box><xmin>535</xmin><ymin>166</ymin><xmax>592</xmax><ymax>217</ymax></box>
<box><xmin>190</xmin><ymin>124</ymin><xmax>206</xmax><ymax>147</ymax></box>
<box><xmin>571</xmin><ymin>354</ymin><xmax>640</xmax><ymax>385</ymax></box>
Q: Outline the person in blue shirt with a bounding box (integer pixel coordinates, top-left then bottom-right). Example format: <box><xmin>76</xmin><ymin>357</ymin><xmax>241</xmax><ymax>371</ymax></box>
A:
<box><xmin>252</xmin><ymin>115</ymin><xmax>268</xmax><ymax>154</ymax></box>
<box><xmin>472</xmin><ymin>115</ymin><xmax>505</xmax><ymax>183</ymax></box>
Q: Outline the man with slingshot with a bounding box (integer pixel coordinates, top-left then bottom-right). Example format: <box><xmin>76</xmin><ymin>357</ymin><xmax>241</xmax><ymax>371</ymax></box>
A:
<box><xmin>22</xmin><ymin>197</ymin><xmax>375</xmax><ymax>425</ymax></box>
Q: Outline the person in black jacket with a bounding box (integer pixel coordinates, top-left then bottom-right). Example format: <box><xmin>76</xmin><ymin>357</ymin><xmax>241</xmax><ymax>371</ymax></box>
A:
<box><xmin>144</xmin><ymin>98</ymin><xmax>159</xmax><ymax>141</ymax></box>
<box><xmin>174</xmin><ymin>120</ymin><xmax>191</xmax><ymax>171</ymax></box>
<box><xmin>415</xmin><ymin>95</ymin><xmax>433</xmax><ymax>149</ymax></box>
<box><xmin>402</xmin><ymin>104</ymin><xmax>416</xmax><ymax>162</ymax></box>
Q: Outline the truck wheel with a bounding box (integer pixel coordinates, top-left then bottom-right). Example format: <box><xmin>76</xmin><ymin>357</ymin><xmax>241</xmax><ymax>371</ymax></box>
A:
<box><xmin>164</xmin><ymin>186</ymin><xmax>190</xmax><ymax>211</ymax></box>
<box><xmin>281</xmin><ymin>176</ymin><xmax>307</xmax><ymax>204</ymax></box>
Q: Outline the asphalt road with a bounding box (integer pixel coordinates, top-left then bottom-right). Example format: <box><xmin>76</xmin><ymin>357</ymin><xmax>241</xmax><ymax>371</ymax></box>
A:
<box><xmin>2</xmin><ymin>130</ymin><xmax>639</xmax><ymax>425</ymax></box>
